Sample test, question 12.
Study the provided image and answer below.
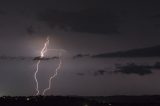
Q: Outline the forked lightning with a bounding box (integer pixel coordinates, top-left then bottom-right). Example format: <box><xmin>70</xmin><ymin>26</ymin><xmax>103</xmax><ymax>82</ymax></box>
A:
<box><xmin>34</xmin><ymin>37</ymin><xmax>65</xmax><ymax>95</ymax></box>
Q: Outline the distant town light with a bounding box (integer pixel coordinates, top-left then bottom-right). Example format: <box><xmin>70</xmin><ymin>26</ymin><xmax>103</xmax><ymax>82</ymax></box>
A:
<box><xmin>26</xmin><ymin>98</ymin><xmax>30</xmax><ymax>101</ymax></box>
<box><xmin>84</xmin><ymin>104</ymin><xmax>88</xmax><ymax>106</ymax></box>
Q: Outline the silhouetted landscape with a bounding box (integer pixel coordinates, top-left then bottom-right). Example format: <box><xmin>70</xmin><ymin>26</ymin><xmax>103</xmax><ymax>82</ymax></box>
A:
<box><xmin>1</xmin><ymin>95</ymin><xmax>160</xmax><ymax>106</ymax></box>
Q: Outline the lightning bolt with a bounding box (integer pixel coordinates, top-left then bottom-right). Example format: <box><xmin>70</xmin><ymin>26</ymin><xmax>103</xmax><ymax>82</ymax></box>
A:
<box><xmin>34</xmin><ymin>37</ymin><xmax>49</xmax><ymax>95</ymax></box>
<box><xmin>34</xmin><ymin>36</ymin><xmax>65</xmax><ymax>96</ymax></box>
<box><xmin>42</xmin><ymin>52</ymin><xmax>62</xmax><ymax>95</ymax></box>
<box><xmin>34</xmin><ymin>60</ymin><xmax>40</xmax><ymax>95</ymax></box>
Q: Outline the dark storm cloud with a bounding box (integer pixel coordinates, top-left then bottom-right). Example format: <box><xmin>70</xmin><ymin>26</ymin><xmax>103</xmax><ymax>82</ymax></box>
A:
<box><xmin>0</xmin><ymin>55</ymin><xmax>58</xmax><ymax>61</ymax></box>
<box><xmin>33</xmin><ymin>56</ymin><xmax>59</xmax><ymax>60</ymax></box>
<box><xmin>114</xmin><ymin>62</ymin><xmax>160</xmax><ymax>76</ymax></box>
<box><xmin>114</xmin><ymin>63</ymin><xmax>152</xmax><ymax>76</ymax></box>
<box><xmin>76</xmin><ymin>70</ymin><xmax>107</xmax><ymax>77</ymax></box>
<box><xmin>73</xmin><ymin>54</ymin><xmax>90</xmax><ymax>59</ymax></box>
<box><xmin>71</xmin><ymin>44</ymin><xmax>160</xmax><ymax>59</ymax></box>
<box><xmin>93</xmin><ymin>69</ymin><xmax>106</xmax><ymax>76</ymax></box>
<box><xmin>0</xmin><ymin>56</ymin><xmax>30</xmax><ymax>60</ymax></box>
<box><xmin>75</xmin><ymin>62</ymin><xmax>160</xmax><ymax>76</ymax></box>
<box><xmin>92</xmin><ymin>45</ymin><xmax>160</xmax><ymax>58</ymax></box>
<box><xmin>37</xmin><ymin>8</ymin><xmax>120</xmax><ymax>34</ymax></box>
<box><xmin>72</xmin><ymin>45</ymin><xmax>160</xmax><ymax>59</ymax></box>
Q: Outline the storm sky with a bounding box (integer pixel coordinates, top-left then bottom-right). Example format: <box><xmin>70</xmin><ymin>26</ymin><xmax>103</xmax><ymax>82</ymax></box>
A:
<box><xmin>0</xmin><ymin>0</ymin><xmax>160</xmax><ymax>96</ymax></box>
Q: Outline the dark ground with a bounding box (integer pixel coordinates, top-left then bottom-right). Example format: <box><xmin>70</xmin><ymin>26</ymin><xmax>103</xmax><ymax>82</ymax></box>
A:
<box><xmin>1</xmin><ymin>95</ymin><xmax>160</xmax><ymax>106</ymax></box>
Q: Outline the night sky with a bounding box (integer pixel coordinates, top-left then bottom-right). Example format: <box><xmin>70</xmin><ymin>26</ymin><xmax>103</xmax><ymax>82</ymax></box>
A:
<box><xmin>0</xmin><ymin>0</ymin><xmax>160</xmax><ymax>96</ymax></box>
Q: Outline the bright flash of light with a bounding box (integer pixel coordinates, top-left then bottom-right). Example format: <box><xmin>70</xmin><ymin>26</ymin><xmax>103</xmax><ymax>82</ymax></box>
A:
<box><xmin>34</xmin><ymin>36</ymin><xmax>65</xmax><ymax>96</ymax></box>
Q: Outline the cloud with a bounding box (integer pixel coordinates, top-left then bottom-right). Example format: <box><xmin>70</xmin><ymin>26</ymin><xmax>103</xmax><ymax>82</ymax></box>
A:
<box><xmin>92</xmin><ymin>45</ymin><xmax>160</xmax><ymax>58</ymax></box>
<box><xmin>33</xmin><ymin>56</ymin><xmax>59</xmax><ymax>60</ymax></box>
<box><xmin>0</xmin><ymin>55</ymin><xmax>58</xmax><ymax>61</ymax></box>
<box><xmin>0</xmin><ymin>55</ymin><xmax>30</xmax><ymax>60</ymax></box>
<box><xmin>75</xmin><ymin>70</ymin><xmax>107</xmax><ymax>77</ymax></box>
<box><xmin>72</xmin><ymin>45</ymin><xmax>160</xmax><ymax>60</ymax></box>
<box><xmin>36</xmin><ymin>8</ymin><xmax>120</xmax><ymax>34</ymax></box>
<box><xmin>75</xmin><ymin>62</ymin><xmax>160</xmax><ymax>77</ymax></box>
<box><xmin>93</xmin><ymin>70</ymin><xmax>106</xmax><ymax>76</ymax></box>
<box><xmin>73</xmin><ymin>54</ymin><xmax>90</xmax><ymax>59</ymax></box>
<box><xmin>114</xmin><ymin>63</ymin><xmax>152</xmax><ymax>76</ymax></box>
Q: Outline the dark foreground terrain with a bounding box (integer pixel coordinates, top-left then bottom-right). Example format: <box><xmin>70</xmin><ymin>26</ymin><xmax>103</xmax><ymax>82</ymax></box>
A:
<box><xmin>1</xmin><ymin>95</ymin><xmax>160</xmax><ymax>106</ymax></box>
